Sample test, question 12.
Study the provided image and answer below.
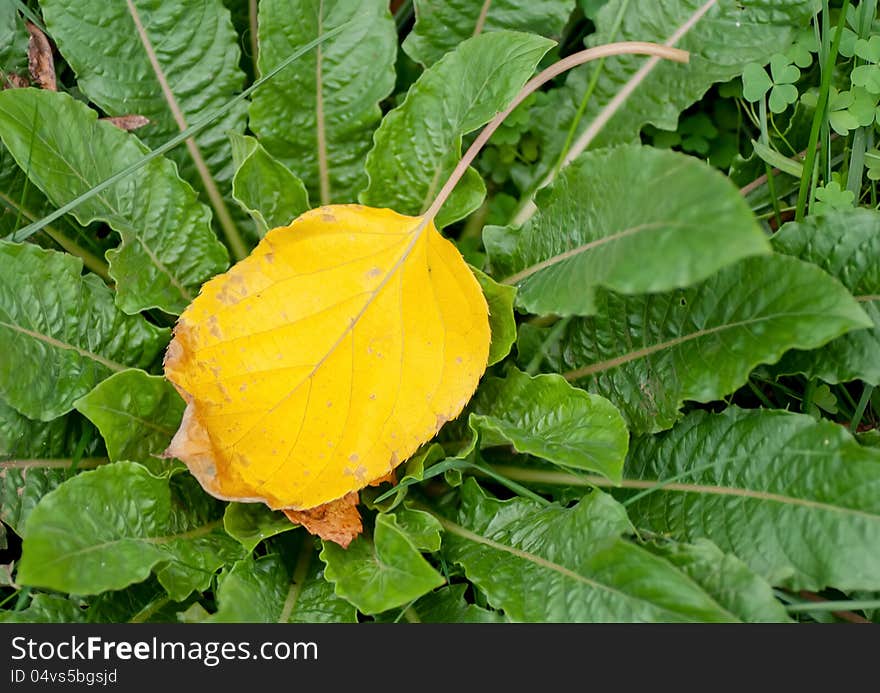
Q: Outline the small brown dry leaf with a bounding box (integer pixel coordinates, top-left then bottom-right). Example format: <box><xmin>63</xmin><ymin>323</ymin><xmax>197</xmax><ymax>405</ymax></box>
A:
<box><xmin>283</xmin><ymin>492</ymin><xmax>363</xmax><ymax>548</ymax></box>
<box><xmin>26</xmin><ymin>21</ymin><xmax>56</xmax><ymax>91</ymax></box>
<box><xmin>101</xmin><ymin>114</ymin><xmax>151</xmax><ymax>131</ymax></box>
<box><xmin>2</xmin><ymin>73</ymin><xmax>30</xmax><ymax>90</ymax></box>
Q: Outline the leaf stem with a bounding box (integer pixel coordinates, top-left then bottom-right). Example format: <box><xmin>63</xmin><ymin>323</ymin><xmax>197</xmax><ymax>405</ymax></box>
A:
<box><xmin>850</xmin><ymin>385</ymin><xmax>874</xmax><ymax>432</ymax></box>
<box><xmin>421</xmin><ymin>42</ymin><xmax>689</xmax><ymax>228</ymax></box>
<box><xmin>125</xmin><ymin>0</ymin><xmax>247</xmax><ymax>261</ymax></box>
<box><xmin>795</xmin><ymin>0</ymin><xmax>851</xmax><ymax>221</ymax></box>
<box><xmin>10</xmin><ymin>23</ymin><xmax>347</xmax><ymax>243</ymax></box>
<box><xmin>758</xmin><ymin>98</ymin><xmax>783</xmax><ymax>228</ymax></box>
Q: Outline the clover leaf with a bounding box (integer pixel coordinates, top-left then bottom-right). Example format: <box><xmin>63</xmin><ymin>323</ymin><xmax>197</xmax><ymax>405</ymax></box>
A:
<box><xmin>812</xmin><ymin>181</ymin><xmax>855</xmax><ymax>216</ymax></box>
<box><xmin>852</xmin><ymin>36</ymin><xmax>880</xmax><ymax>95</ymax></box>
<box><xmin>786</xmin><ymin>28</ymin><xmax>819</xmax><ymax>68</ymax></box>
<box><xmin>742</xmin><ymin>54</ymin><xmax>801</xmax><ymax>113</ymax></box>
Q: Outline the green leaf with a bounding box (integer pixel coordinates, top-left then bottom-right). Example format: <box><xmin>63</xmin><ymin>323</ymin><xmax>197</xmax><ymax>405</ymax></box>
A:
<box><xmin>646</xmin><ymin>539</ymin><xmax>792</xmax><ymax>623</ymax></box>
<box><xmin>530</xmin><ymin>0</ymin><xmax>816</xmax><ymax>187</ymax></box>
<box><xmin>473</xmin><ymin>267</ymin><xmax>517</xmax><ymax>366</ymax></box>
<box><xmin>0</xmin><ymin>241</ymin><xmax>168</xmax><ymax>421</ymax></box>
<box><xmin>625</xmin><ymin>408</ymin><xmax>880</xmax><ymax>591</ymax></box>
<box><xmin>392</xmin><ymin>508</ymin><xmax>443</xmax><ymax>552</ymax></box>
<box><xmin>470</xmin><ymin>368</ymin><xmax>628</xmax><ymax>482</ymax></box>
<box><xmin>742</xmin><ymin>63</ymin><xmax>772</xmax><ymax>102</ymax></box>
<box><xmin>538</xmin><ymin>254</ymin><xmax>871</xmax><ymax>433</ymax></box>
<box><xmin>87</xmin><ymin>578</ymin><xmax>190</xmax><ymax>623</ymax></box>
<box><xmin>17</xmin><ymin>461</ymin><xmax>241</xmax><ymax>596</ymax></box>
<box><xmin>212</xmin><ymin>551</ymin><xmax>356</xmax><ymax>623</ymax></box>
<box><xmin>0</xmin><ymin>594</ymin><xmax>86</xmax><ymax>623</ymax></box>
<box><xmin>403</xmin><ymin>0</ymin><xmax>573</xmax><ymax>66</ymax></box>
<box><xmin>772</xmin><ymin>209</ymin><xmax>880</xmax><ymax>385</ymax></box>
<box><xmin>320</xmin><ymin>512</ymin><xmax>445</xmax><ymax>614</ymax></box>
<box><xmin>413</xmin><ymin>584</ymin><xmax>506</xmax><ymax>623</ymax></box>
<box><xmin>0</xmin><ymin>89</ymin><xmax>229</xmax><ymax>315</ymax></box>
<box><xmin>0</xmin><ymin>3</ymin><xmax>27</xmax><ymax>78</ymax></box>
<box><xmin>229</xmin><ymin>133</ymin><xmax>309</xmax><ymax>237</ymax></box>
<box><xmin>74</xmin><ymin>370</ymin><xmax>184</xmax><ymax>467</ymax></box>
<box><xmin>361</xmin><ymin>31</ymin><xmax>554</xmax><ymax>228</ymax></box>
<box><xmin>223</xmin><ymin>502</ymin><xmax>297</xmax><ymax>553</ymax></box>
<box><xmin>442</xmin><ymin>480</ymin><xmax>738</xmax><ymax>622</ymax></box>
<box><xmin>484</xmin><ymin>146</ymin><xmax>770</xmax><ymax>316</ymax></box>
<box><xmin>39</xmin><ymin>0</ymin><xmax>248</xmax><ymax>202</ymax></box>
<box><xmin>249</xmin><ymin>0</ymin><xmax>396</xmax><ymax>204</ymax></box>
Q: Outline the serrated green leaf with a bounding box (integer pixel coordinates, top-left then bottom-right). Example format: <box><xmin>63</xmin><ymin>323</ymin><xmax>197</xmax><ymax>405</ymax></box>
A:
<box><xmin>212</xmin><ymin>551</ymin><xmax>356</xmax><ymax>623</ymax></box>
<box><xmin>403</xmin><ymin>0</ymin><xmax>573</xmax><ymax>66</ymax></box>
<box><xmin>539</xmin><ymin>254</ymin><xmax>871</xmax><ymax>433</ymax></box>
<box><xmin>39</xmin><ymin>0</ymin><xmax>248</xmax><ymax>204</ymax></box>
<box><xmin>646</xmin><ymin>539</ymin><xmax>792</xmax><ymax>622</ymax></box>
<box><xmin>625</xmin><ymin>408</ymin><xmax>880</xmax><ymax>591</ymax></box>
<box><xmin>0</xmin><ymin>594</ymin><xmax>86</xmax><ymax>623</ymax></box>
<box><xmin>223</xmin><ymin>502</ymin><xmax>297</xmax><ymax>553</ymax></box>
<box><xmin>484</xmin><ymin>146</ymin><xmax>770</xmax><ymax>316</ymax></box>
<box><xmin>413</xmin><ymin>584</ymin><xmax>506</xmax><ymax>623</ymax></box>
<box><xmin>0</xmin><ymin>242</ymin><xmax>168</xmax><ymax>421</ymax></box>
<box><xmin>442</xmin><ymin>480</ymin><xmax>738</xmax><ymax>622</ymax></box>
<box><xmin>361</xmin><ymin>31</ymin><xmax>554</xmax><ymax>228</ymax></box>
<box><xmin>529</xmin><ymin>0</ymin><xmax>816</xmax><ymax>189</ymax></box>
<box><xmin>321</xmin><ymin>512</ymin><xmax>444</xmax><ymax>614</ymax></box>
<box><xmin>17</xmin><ymin>461</ymin><xmax>241</xmax><ymax>596</ymax></box>
<box><xmin>470</xmin><ymin>368</ymin><xmax>628</xmax><ymax>482</ymax></box>
<box><xmin>772</xmin><ymin>209</ymin><xmax>880</xmax><ymax>385</ymax></box>
<box><xmin>473</xmin><ymin>267</ymin><xmax>517</xmax><ymax>366</ymax></box>
<box><xmin>249</xmin><ymin>0</ymin><xmax>396</xmax><ymax>204</ymax></box>
<box><xmin>0</xmin><ymin>89</ymin><xmax>229</xmax><ymax>315</ymax></box>
<box><xmin>229</xmin><ymin>133</ymin><xmax>309</xmax><ymax>236</ymax></box>
<box><xmin>74</xmin><ymin>370</ymin><xmax>184</xmax><ymax>466</ymax></box>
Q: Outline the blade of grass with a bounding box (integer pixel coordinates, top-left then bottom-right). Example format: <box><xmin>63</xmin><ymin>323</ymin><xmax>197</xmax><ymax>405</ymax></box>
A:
<box><xmin>9</xmin><ymin>23</ymin><xmax>348</xmax><ymax>245</ymax></box>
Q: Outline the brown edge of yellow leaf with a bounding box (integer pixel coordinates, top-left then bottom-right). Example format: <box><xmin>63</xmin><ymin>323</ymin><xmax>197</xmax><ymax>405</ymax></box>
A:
<box><xmin>283</xmin><ymin>492</ymin><xmax>363</xmax><ymax>548</ymax></box>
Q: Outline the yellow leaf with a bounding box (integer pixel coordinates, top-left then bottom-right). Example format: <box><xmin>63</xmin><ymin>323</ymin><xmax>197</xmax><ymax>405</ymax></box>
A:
<box><xmin>164</xmin><ymin>204</ymin><xmax>490</xmax><ymax>517</ymax></box>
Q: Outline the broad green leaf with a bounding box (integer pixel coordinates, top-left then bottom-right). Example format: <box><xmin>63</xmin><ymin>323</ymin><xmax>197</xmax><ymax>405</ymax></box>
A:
<box><xmin>17</xmin><ymin>461</ymin><xmax>240</xmax><ymax>596</ymax></box>
<box><xmin>0</xmin><ymin>89</ymin><xmax>229</xmax><ymax>315</ymax></box>
<box><xmin>772</xmin><ymin>209</ymin><xmax>880</xmax><ymax>385</ymax></box>
<box><xmin>529</xmin><ymin>0</ymin><xmax>817</xmax><ymax>189</ymax></box>
<box><xmin>646</xmin><ymin>539</ymin><xmax>792</xmax><ymax>622</ymax></box>
<box><xmin>74</xmin><ymin>370</ymin><xmax>184</xmax><ymax>466</ymax></box>
<box><xmin>212</xmin><ymin>551</ymin><xmax>356</xmax><ymax>623</ymax></box>
<box><xmin>0</xmin><ymin>3</ymin><xmax>27</xmax><ymax>77</ymax></box>
<box><xmin>87</xmin><ymin>578</ymin><xmax>191</xmax><ymax>623</ymax></box>
<box><xmin>39</xmin><ymin>0</ymin><xmax>247</xmax><ymax>202</ymax></box>
<box><xmin>625</xmin><ymin>408</ymin><xmax>880</xmax><ymax>591</ymax></box>
<box><xmin>443</xmin><ymin>480</ymin><xmax>738</xmax><ymax>622</ymax></box>
<box><xmin>473</xmin><ymin>267</ymin><xmax>517</xmax><ymax>366</ymax></box>
<box><xmin>0</xmin><ymin>594</ymin><xmax>86</xmax><ymax>623</ymax></box>
<box><xmin>361</xmin><ymin>31</ymin><xmax>554</xmax><ymax>228</ymax></box>
<box><xmin>403</xmin><ymin>0</ymin><xmax>573</xmax><ymax>66</ymax></box>
<box><xmin>392</xmin><ymin>508</ymin><xmax>443</xmax><ymax>552</ymax></box>
<box><xmin>485</xmin><ymin>146</ymin><xmax>770</xmax><ymax>316</ymax></box>
<box><xmin>223</xmin><ymin>502</ymin><xmax>297</xmax><ymax>553</ymax></box>
<box><xmin>470</xmin><ymin>368</ymin><xmax>628</xmax><ymax>481</ymax></box>
<box><xmin>413</xmin><ymin>584</ymin><xmax>506</xmax><ymax>623</ymax></box>
<box><xmin>249</xmin><ymin>0</ymin><xmax>396</xmax><ymax>204</ymax></box>
<box><xmin>320</xmin><ymin>512</ymin><xmax>445</xmax><ymax>614</ymax></box>
<box><xmin>229</xmin><ymin>133</ymin><xmax>309</xmax><ymax>236</ymax></box>
<box><xmin>538</xmin><ymin>254</ymin><xmax>871</xmax><ymax>433</ymax></box>
<box><xmin>0</xmin><ymin>241</ymin><xmax>168</xmax><ymax>421</ymax></box>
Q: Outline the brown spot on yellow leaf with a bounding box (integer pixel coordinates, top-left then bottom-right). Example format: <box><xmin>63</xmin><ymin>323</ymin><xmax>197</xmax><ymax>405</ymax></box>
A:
<box><xmin>283</xmin><ymin>492</ymin><xmax>362</xmax><ymax>547</ymax></box>
<box><xmin>26</xmin><ymin>22</ymin><xmax>56</xmax><ymax>91</ymax></box>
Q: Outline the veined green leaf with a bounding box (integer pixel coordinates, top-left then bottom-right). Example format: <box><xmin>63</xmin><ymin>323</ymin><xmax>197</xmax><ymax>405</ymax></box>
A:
<box><xmin>442</xmin><ymin>479</ymin><xmax>739</xmax><ymax>622</ymax></box>
<box><xmin>229</xmin><ymin>133</ymin><xmax>309</xmax><ymax>236</ymax></box>
<box><xmin>625</xmin><ymin>408</ymin><xmax>880</xmax><ymax>591</ymax></box>
<box><xmin>361</xmin><ymin>31</ymin><xmax>554</xmax><ymax>228</ymax></box>
<box><xmin>0</xmin><ymin>594</ymin><xmax>86</xmax><ymax>623</ymax></box>
<box><xmin>0</xmin><ymin>3</ymin><xmax>28</xmax><ymax>78</ymax></box>
<box><xmin>392</xmin><ymin>508</ymin><xmax>443</xmax><ymax>552</ymax></box>
<box><xmin>538</xmin><ymin>254</ymin><xmax>870</xmax><ymax>433</ymax></box>
<box><xmin>223</xmin><ymin>502</ymin><xmax>297</xmax><ymax>553</ymax></box>
<box><xmin>0</xmin><ymin>241</ymin><xmax>168</xmax><ymax>421</ymax></box>
<box><xmin>39</xmin><ymin>0</ymin><xmax>248</xmax><ymax>203</ymax></box>
<box><xmin>772</xmin><ymin>209</ymin><xmax>880</xmax><ymax>385</ymax></box>
<box><xmin>17</xmin><ymin>461</ymin><xmax>242</xmax><ymax>597</ymax></box>
<box><xmin>412</xmin><ymin>584</ymin><xmax>506</xmax><ymax>622</ymax></box>
<box><xmin>320</xmin><ymin>513</ymin><xmax>445</xmax><ymax>614</ymax></box>
<box><xmin>646</xmin><ymin>539</ymin><xmax>792</xmax><ymax>622</ymax></box>
<box><xmin>403</xmin><ymin>0</ymin><xmax>573</xmax><ymax>66</ymax></box>
<box><xmin>485</xmin><ymin>146</ymin><xmax>770</xmax><ymax>316</ymax></box>
<box><xmin>87</xmin><ymin>578</ymin><xmax>190</xmax><ymax>623</ymax></box>
<box><xmin>0</xmin><ymin>89</ymin><xmax>229</xmax><ymax>315</ymax></box>
<box><xmin>529</xmin><ymin>0</ymin><xmax>817</xmax><ymax>190</ymax></box>
<box><xmin>473</xmin><ymin>267</ymin><xmax>517</xmax><ymax>366</ymax></box>
<box><xmin>74</xmin><ymin>370</ymin><xmax>184</xmax><ymax>467</ymax></box>
<box><xmin>212</xmin><ymin>551</ymin><xmax>356</xmax><ymax>623</ymax></box>
<box><xmin>470</xmin><ymin>368</ymin><xmax>628</xmax><ymax>482</ymax></box>
<box><xmin>249</xmin><ymin>0</ymin><xmax>396</xmax><ymax>204</ymax></box>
